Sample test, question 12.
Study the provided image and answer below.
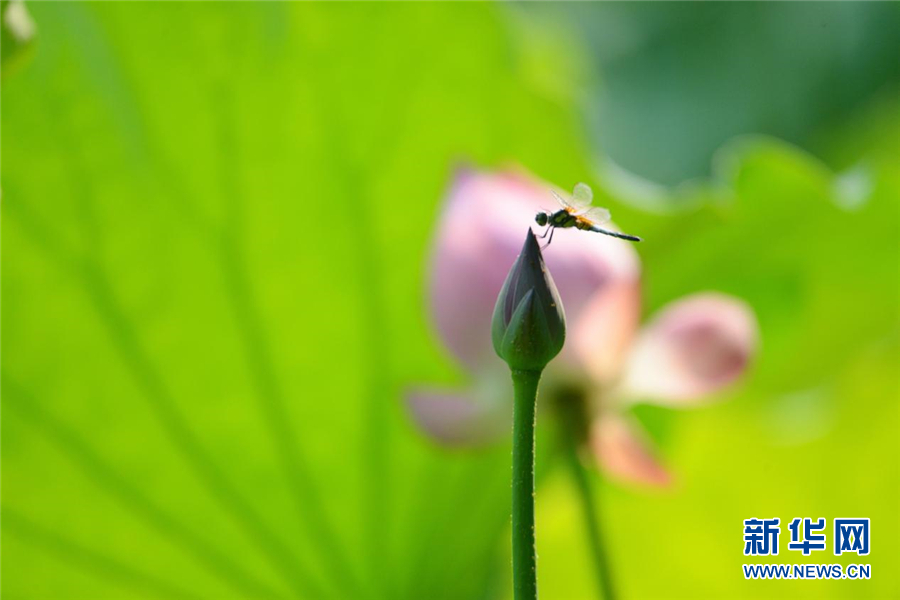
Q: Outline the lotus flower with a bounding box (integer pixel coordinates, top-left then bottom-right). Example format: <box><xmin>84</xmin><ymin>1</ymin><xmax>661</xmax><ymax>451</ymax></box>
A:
<box><xmin>408</xmin><ymin>168</ymin><xmax>758</xmax><ymax>487</ymax></box>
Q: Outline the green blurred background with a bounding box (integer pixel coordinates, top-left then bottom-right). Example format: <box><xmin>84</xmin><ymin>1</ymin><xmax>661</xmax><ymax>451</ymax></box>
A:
<box><xmin>2</xmin><ymin>2</ymin><xmax>898</xmax><ymax>599</ymax></box>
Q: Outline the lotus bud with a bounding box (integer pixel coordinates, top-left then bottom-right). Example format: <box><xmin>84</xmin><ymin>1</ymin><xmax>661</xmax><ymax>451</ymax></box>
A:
<box><xmin>491</xmin><ymin>229</ymin><xmax>566</xmax><ymax>372</ymax></box>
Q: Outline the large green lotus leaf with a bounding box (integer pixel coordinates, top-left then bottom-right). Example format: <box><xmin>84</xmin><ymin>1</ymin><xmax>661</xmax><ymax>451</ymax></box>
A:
<box><xmin>1</xmin><ymin>3</ymin><xmax>591</xmax><ymax>599</ymax></box>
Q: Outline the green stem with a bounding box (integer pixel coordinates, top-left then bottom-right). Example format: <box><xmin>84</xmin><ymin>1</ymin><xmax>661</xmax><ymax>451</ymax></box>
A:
<box><xmin>562</xmin><ymin>424</ymin><xmax>615</xmax><ymax>600</ymax></box>
<box><xmin>510</xmin><ymin>368</ymin><xmax>541</xmax><ymax>600</ymax></box>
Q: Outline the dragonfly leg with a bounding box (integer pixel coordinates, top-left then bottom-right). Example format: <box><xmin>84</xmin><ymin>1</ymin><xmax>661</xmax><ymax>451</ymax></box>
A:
<box><xmin>541</xmin><ymin>226</ymin><xmax>555</xmax><ymax>250</ymax></box>
<box><xmin>538</xmin><ymin>225</ymin><xmax>551</xmax><ymax>239</ymax></box>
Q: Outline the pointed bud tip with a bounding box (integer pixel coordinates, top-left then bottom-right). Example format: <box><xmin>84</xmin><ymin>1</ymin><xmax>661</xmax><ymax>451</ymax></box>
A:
<box><xmin>523</xmin><ymin>228</ymin><xmax>541</xmax><ymax>258</ymax></box>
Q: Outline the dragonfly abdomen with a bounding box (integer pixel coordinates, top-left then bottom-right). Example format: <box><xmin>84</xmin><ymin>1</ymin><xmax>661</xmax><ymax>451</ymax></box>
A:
<box><xmin>590</xmin><ymin>226</ymin><xmax>642</xmax><ymax>242</ymax></box>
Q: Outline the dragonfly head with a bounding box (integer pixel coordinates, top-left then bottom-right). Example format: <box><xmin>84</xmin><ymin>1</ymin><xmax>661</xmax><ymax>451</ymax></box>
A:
<box><xmin>535</xmin><ymin>212</ymin><xmax>549</xmax><ymax>227</ymax></box>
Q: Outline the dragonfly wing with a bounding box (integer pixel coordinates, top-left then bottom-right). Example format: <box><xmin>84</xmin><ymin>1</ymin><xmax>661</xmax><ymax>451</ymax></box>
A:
<box><xmin>551</xmin><ymin>187</ymin><xmax>591</xmax><ymax>213</ymax></box>
<box><xmin>571</xmin><ymin>182</ymin><xmax>593</xmax><ymax>206</ymax></box>
<box><xmin>551</xmin><ymin>189</ymin><xmax>579</xmax><ymax>212</ymax></box>
<box><xmin>581</xmin><ymin>206</ymin><xmax>611</xmax><ymax>226</ymax></box>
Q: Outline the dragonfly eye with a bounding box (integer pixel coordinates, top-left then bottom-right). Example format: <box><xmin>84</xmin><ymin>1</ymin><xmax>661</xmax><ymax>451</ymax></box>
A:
<box><xmin>535</xmin><ymin>212</ymin><xmax>548</xmax><ymax>226</ymax></box>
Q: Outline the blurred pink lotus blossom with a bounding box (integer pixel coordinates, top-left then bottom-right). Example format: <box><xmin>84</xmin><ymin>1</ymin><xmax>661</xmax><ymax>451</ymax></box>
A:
<box><xmin>408</xmin><ymin>168</ymin><xmax>758</xmax><ymax>487</ymax></box>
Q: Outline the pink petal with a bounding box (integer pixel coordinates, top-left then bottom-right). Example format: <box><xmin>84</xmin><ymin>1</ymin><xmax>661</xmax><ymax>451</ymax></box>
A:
<box><xmin>571</xmin><ymin>280</ymin><xmax>642</xmax><ymax>385</ymax></box>
<box><xmin>589</xmin><ymin>414</ymin><xmax>672</xmax><ymax>488</ymax></box>
<box><xmin>405</xmin><ymin>386</ymin><xmax>509</xmax><ymax>447</ymax></box>
<box><xmin>619</xmin><ymin>293</ymin><xmax>758</xmax><ymax>405</ymax></box>
<box><xmin>430</xmin><ymin>167</ymin><xmax>641</xmax><ymax>372</ymax></box>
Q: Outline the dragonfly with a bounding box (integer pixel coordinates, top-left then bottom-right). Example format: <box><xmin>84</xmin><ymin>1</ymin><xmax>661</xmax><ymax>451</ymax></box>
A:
<box><xmin>535</xmin><ymin>182</ymin><xmax>642</xmax><ymax>246</ymax></box>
